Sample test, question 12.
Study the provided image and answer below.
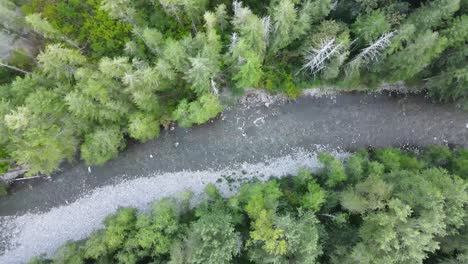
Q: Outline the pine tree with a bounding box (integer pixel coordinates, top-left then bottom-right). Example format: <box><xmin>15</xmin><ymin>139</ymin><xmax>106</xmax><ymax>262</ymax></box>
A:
<box><xmin>128</xmin><ymin>112</ymin><xmax>160</xmax><ymax>142</ymax></box>
<box><xmin>352</xmin><ymin>10</ymin><xmax>391</xmax><ymax>43</ymax></box>
<box><xmin>80</xmin><ymin>126</ymin><xmax>124</xmax><ymax>166</ymax></box>
<box><xmin>185</xmin><ymin>209</ymin><xmax>240</xmax><ymax>264</ymax></box>
<box><xmin>25</xmin><ymin>13</ymin><xmax>80</xmax><ymax>49</ymax></box>
<box><xmin>101</xmin><ymin>0</ymin><xmax>136</xmax><ymax>23</ymax></box>
<box><xmin>386</xmin><ymin>31</ymin><xmax>448</xmax><ymax>82</ymax></box>
<box><xmin>37</xmin><ymin>44</ymin><xmax>86</xmax><ymax>80</ymax></box>
<box><xmin>172</xmin><ymin>94</ymin><xmax>222</xmax><ymax>127</ymax></box>
<box><xmin>406</xmin><ymin>0</ymin><xmax>460</xmax><ymax>33</ymax></box>
<box><xmin>229</xmin><ymin>1</ymin><xmax>267</xmax><ymax>88</ymax></box>
<box><xmin>185</xmin><ymin>12</ymin><xmax>222</xmax><ymax>95</ymax></box>
<box><xmin>269</xmin><ymin>0</ymin><xmax>332</xmax><ymax>54</ymax></box>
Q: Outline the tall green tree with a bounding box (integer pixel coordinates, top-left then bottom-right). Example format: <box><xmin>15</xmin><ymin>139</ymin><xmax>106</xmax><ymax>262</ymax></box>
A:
<box><xmin>269</xmin><ymin>0</ymin><xmax>332</xmax><ymax>54</ymax></box>
<box><xmin>229</xmin><ymin>1</ymin><xmax>267</xmax><ymax>88</ymax></box>
<box><xmin>37</xmin><ymin>44</ymin><xmax>86</xmax><ymax>80</ymax></box>
<box><xmin>172</xmin><ymin>93</ymin><xmax>222</xmax><ymax>127</ymax></box>
<box><xmin>184</xmin><ymin>209</ymin><xmax>240</xmax><ymax>264</ymax></box>
<box><xmin>80</xmin><ymin>126</ymin><xmax>124</xmax><ymax>166</ymax></box>
<box><xmin>385</xmin><ymin>31</ymin><xmax>447</xmax><ymax>82</ymax></box>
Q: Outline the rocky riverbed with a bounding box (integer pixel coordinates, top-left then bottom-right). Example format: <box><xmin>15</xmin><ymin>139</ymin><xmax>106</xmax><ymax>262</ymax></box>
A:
<box><xmin>0</xmin><ymin>91</ymin><xmax>467</xmax><ymax>263</ymax></box>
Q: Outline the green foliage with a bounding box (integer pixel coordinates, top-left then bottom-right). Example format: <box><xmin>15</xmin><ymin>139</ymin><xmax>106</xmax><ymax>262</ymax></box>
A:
<box><xmin>340</xmin><ymin>174</ymin><xmax>393</xmax><ymax>214</ymax></box>
<box><xmin>0</xmin><ymin>147</ymin><xmax>11</xmax><ymax>173</ymax></box>
<box><xmin>373</xmin><ymin>147</ymin><xmax>403</xmax><ymax>171</ymax></box>
<box><xmin>386</xmin><ymin>30</ymin><xmax>448</xmax><ymax>82</ymax></box>
<box><xmin>301</xmin><ymin>177</ymin><xmax>327</xmax><ymax>211</ymax></box>
<box><xmin>80</xmin><ymin>126</ymin><xmax>124</xmax><ymax>166</ymax></box>
<box><xmin>345</xmin><ymin>150</ymin><xmax>368</xmax><ymax>181</ymax></box>
<box><xmin>53</xmin><ymin>242</ymin><xmax>85</xmax><ymax>264</ymax></box>
<box><xmin>186</xmin><ymin>56</ymin><xmax>218</xmax><ymax>95</ymax></box>
<box><xmin>3</xmin><ymin>0</ymin><xmax>468</xmax><ymax>176</ymax></box>
<box><xmin>37</xmin><ymin>44</ymin><xmax>86</xmax><ymax>80</ymax></box>
<box><xmin>451</xmin><ymin>149</ymin><xmax>468</xmax><ymax>179</ymax></box>
<box><xmin>277</xmin><ymin>212</ymin><xmax>322</xmax><ymax>263</ymax></box>
<box><xmin>229</xmin><ymin>2</ymin><xmax>267</xmax><ymax>89</ymax></box>
<box><xmin>318</xmin><ymin>152</ymin><xmax>347</xmax><ymax>187</ymax></box>
<box><xmin>348</xmin><ymin>165</ymin><xmax>467</xmax><ymax>263</ymax></box>
<box><xmin>302</xmin><ymin>20</ymin><xmax>351</xmax><ymax>80</ymax></box>
<box><xmin>406</xmin><ymin>0</ymin><xmax>460</xmax><ymax>32</ymax></box>
<box><xmin>127</xmin><ymin>198</ymin><xmax>181</xmax><ymax>258</ymax></box>
<box><xmin>236</xmin><ymin>181</ymin><xmax>287</xmax><ymax>256</ymax></box>
<box><xmin>0</xmin><ymin>0</ymin><xmax>26</xmax><ymax>32</ymax></box>
<box><xmin>233</xmin><ymin>52</ymin><xmax>264</xmax><ymax>88</ymax></box>
<box><xmin>352</xmin><ymin>10</ymin><xmax>391</xmax><ymax>42</ymax></box>
<box><xmin>172</xmin><ymin>93</ymin><xmax>222</xmax><ymax>127</ymax></box>
<box><xmin>422</xmin><ymin>145</ymin><xmax>453</xmax><ymax>168</ymax></box>
<box><xmin>9</xmin><ymin>124</ymin><xmax>78</xmax><ymax>175</ymax></box>
<box><xmin>443</xmin><ymin>15</ymin><xmax>468</xmax><ymax>49</ymax></box>
<box><xmin>128</xmin><ymin>112</ymin><xmax>160</xmax><ymax>142</ymax></box>
<box><xmin>29</xmin><ymin>147</ymin><xmax>468</xmax><ymax>263</ymax></box>
<box><xmin>185</xmin><ymin>209</ymin><xmax>240</xmax><ymax>263</ymax></box>
<box><xmin>25</xmin><ymin>13</ymin><xmax>59</xmax><ymax>39</ymax></box>
<box><xmin>24</xmin><ymin>0</ymin><xmax>132</xmax><ymax>57</ymax></box>
<box><xmin>268</xmin><ymin>0</ymin><xmax>331</xmax><ymax>54</ymax></box>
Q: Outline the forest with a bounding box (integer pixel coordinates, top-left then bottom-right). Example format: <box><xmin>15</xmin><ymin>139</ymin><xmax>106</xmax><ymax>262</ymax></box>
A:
<box><xmin>0</xmin><ymin>0</ymin><xmax>467</xmax><ymax>176</ymax></box>
<box><xmin>27</xmin><ymin>146</ymin><xmax>468</xmax><ymax>263</ymax></box>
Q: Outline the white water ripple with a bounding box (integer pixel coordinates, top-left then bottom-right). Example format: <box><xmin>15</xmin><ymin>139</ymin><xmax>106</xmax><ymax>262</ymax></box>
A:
<box><xmin>0</xmin><ymin>148</ymin><xmax>347</xmax><ymax>264</ymax></box>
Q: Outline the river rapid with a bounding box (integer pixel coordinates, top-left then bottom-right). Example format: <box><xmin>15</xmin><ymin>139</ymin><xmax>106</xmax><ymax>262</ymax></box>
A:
<box><xmin>0</xmin><ymin>92</ymin><xmax>467</xmax><ymax>263</ymax></box>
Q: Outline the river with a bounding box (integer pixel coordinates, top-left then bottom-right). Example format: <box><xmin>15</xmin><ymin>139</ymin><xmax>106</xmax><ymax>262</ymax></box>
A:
<box><xmin>0</xmin><ymin>92</ymin><xmax>467</xmax><ymax>263</ymax></box>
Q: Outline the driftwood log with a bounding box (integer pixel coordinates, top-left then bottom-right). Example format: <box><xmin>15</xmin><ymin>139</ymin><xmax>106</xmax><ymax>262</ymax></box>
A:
<box><xmin>0</xmin><ymin>166</ymin><xmax>28</xmax><ymax>182</ymax></box>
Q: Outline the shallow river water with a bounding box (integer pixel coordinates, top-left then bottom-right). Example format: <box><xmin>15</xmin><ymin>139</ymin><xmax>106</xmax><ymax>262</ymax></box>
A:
<box><xmin>0</xmin><ymin>92</ymin><xmax>467</xmax><ymax>263</ymax></box>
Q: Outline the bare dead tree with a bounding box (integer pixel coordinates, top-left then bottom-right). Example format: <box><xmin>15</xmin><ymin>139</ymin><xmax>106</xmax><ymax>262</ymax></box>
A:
<box><xmin>346</xmin><ymin>31</ymin><xmax>396</xmax><ymax>76</ymax></box>
<box><xmin>300</xmin><ymin>38</ymin><xmax>342</xmax><ymax>74</ymax></box>
<box><xmin>261</xmin><ymin>16</ymin><xmax>271</xmax><ymax>44</ymax></box>
<box><xmin>229</xmin><ymin>32</ymin><xmax>238</xmax><ymax>52</ymax></box>
<box><xmin>233</xmin><ymin>0</ymin><xmax>242</xmax><ymax>16</ymax></box>
<box><xmin>356</xmin><ymin>31</ymin><xmax>396</xmax><ymax>63</ymax></box>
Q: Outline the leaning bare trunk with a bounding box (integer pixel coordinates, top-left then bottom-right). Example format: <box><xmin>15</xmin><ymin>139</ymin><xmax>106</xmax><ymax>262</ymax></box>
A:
<box><xmin>61</xmin><ymin>37</ymin><xmax>81</xmax><ymax>50</ymax></box>
<box><xmin>0</xmin><ymin>61</ymin><xmax>31</xmax><ymax>74</ymax></box>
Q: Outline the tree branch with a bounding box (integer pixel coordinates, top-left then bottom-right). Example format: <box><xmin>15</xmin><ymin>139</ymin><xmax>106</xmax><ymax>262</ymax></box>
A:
<box><xmin>0</xmin><ymin>61</ymin><xmax>31</xmax><ymax>74</ymax></box>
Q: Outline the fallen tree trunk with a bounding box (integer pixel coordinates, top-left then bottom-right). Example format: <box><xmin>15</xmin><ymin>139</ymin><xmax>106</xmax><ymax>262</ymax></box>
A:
<box><xmin>0</xmin><ymin>166</ymin><xmax>28</xmax><ymax>182</ymax></box>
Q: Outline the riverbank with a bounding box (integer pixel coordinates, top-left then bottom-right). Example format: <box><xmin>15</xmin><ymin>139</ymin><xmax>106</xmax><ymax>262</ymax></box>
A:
<box><xmin>0</xmin><ymin>92</ymin><xmax>467</xmax><ymax>263</ymax></box>
<box><xmin>2</xmin><ymin>92</ymin><xmax>467</xmax><ymax>214</ymax></box>
<box><xmin>0</xmin><ymin>85</ymin><xmax>417</xmax><ymax>183</ymax></box>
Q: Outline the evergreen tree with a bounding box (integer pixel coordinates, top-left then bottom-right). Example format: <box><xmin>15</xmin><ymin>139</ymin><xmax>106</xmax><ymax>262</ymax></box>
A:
<box><xmin>269</xmin><ymin>0</ymin><xmax>332</xmax><ymax>54</ymax></box>
<box><xmin>80</xmin><ymin>126</ymin><xmax>124</xmax><ymax>166</ymax></box>
<box><xmin>172</xmin><ymin>93</ymin><xmax>222</xmax><ymax>127</ymax></box>
<box><xmin>184</xmin><ymin>209</ymin><xmax>240</xmax><ymax>264</ymax></box>
<box><xmin>128</xmin><ymin>112</ymin><xmax>160</xmax><ymax>142</ymax></box>
<box><xmin>352</xmin><ymin>10</ymin><xmax>391</xmax><ymax>43</ymax></box>
<box><xmin>386</xmin><ymin>31</ymin><xmax>448</xmax><ymax>82</ymax></box>
<box><xmin>25</xmin><ymin>13</ymin><xmax>80</xmax><ymax>49</ymax></box>
<box><xmin>229</xmin><ymin>1</ymin><xmax>267</xmax><ymax>88</ymax></box>
<box><xmin>37</xmin><ymin>44</ymin><xmax>86</xmax><ymax>80</ymax></box>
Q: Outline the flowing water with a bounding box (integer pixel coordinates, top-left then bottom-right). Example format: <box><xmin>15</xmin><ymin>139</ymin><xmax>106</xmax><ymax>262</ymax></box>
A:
<box><xmin>0</xmin><ymin>92</ymin><xmax>467</xmax><ymax>263</ymax></box>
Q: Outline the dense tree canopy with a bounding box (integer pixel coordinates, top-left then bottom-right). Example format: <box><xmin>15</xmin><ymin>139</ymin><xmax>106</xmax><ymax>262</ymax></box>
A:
<box><xmin>0</xmin><ymin>0</ymin><xmax>467</xmax><ymax>175</ymax></box>
<box><xmin>28</xmin><ymin>146</ymin><xmax>468</xmax><ymax>263</ymax></box>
